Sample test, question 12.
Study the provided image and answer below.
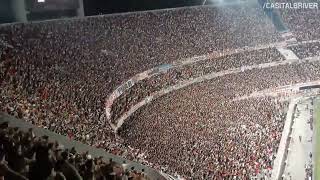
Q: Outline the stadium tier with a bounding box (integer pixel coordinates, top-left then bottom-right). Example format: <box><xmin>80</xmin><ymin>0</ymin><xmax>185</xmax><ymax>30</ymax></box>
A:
<box><xmin>1</xmin><ymin>1</ymin><xmax>320</xmax><ymax>179</ymax></box>
<box><xmin>275</xmin><ymin>0</ymin><xmax>320</xmax><ymax>41</ymax></box>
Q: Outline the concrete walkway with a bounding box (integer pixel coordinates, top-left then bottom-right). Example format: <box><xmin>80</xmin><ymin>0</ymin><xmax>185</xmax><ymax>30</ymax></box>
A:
<box><xmin>271</xmin><ymin>98</ymin><xmax>298</xmax><ymax>180</ymax></box>
<box><xmin>277</xmin><ymin>47</ymin><xmax>299</xmax><ymax>60</ymax></box>
<box><xmin>282</xmin><ymin>98</ymin><xmax>314</xmax><ymax>180</ymax></box>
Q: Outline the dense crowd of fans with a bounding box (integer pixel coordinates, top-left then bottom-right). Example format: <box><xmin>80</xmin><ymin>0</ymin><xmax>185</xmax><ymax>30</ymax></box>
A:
<box><xmin>0</xmin><ymin>122</ymin><xmax>148</xmax><ymax>180</ymax></box>
<box><xmin>118</xmin><ymin>59</ymin><xmax>320</xmax><ymax>178</ymax></box>
<box><xmin>288</xmin><ymin>42</ymin><xmax>320</xmax><ymax>59</ymax></box>
<box><xmin>110</xmin><ymin>47</ymin><xmax>285</xmax><ymax>123</ymax></box>
<box><xmin>120</xmin><ymin>97</ymin><xmax>288</xmax><ymax>179</ymax></box>
<box><xmin>0</xmin><ymin>1</ymin><xmax>319</xmax><ymax>179</ymax></box>
<box><xmin>0</xmin><ymin>0</ymin><xmax>280</xmax><ymax>163</ymax></box>
<box><xmin>276</xmin><ymin>0</ymin><xmax>320</xmax><ymax>41</ymax></box>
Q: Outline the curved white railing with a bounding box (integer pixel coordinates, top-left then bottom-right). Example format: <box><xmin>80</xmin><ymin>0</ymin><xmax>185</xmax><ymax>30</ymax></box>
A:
<box><xmin>106</xmin><ymin>39</ymin><xmax>320</xmax><ymax>132</ymax></box>
<box><xmin>105</xmin><ymin>40</ymin><xmax>294</xmax><ymax>129</ymax></box>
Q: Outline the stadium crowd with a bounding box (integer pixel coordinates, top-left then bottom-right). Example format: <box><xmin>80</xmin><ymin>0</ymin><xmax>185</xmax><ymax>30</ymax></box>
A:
<box><xmin>276</xmin><ymin>0</ymin><xmax>320</xmax><ymax>41</ymax></box>
<box><xmin>110</xmin><ymin>47</ymin><xmax>285</xmax><ymax>123</ymax></box>
<box><xmin>0</xmin><ymin>0</ymin><xmax>279</xmax><ymax>158</ymax></box>
<box><xmin>288</xmin><ymin>42</ymin><xmax>320</xmax><ymax>59</ymax></box>
<box><xmin>118</xmin><ymin>59</ymin><xmax>320</xmax><ymax>178</ymax></box>
<box><xmin>0</xmin><ymin>1</ymin><xmax>319</xmax><ymax>179</ymax></box>
<box><xmin>0</xmin><ymin>122</ymin><xmax>148</xmax><ymax>180</ymax></box>
<box><xmin>120</xmin><ymin>96</ymin><xmax>288</xmax><ymax>179</ymax></box>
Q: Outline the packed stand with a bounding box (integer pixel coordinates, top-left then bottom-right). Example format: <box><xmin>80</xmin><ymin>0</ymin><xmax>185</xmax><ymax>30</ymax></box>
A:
<box><xmin>118</xmin><ymin>60</ymin><xmax>320</xmax><ymax>179</ymax></box>
<box><xmin>276</xmin><ymin>0</ymin><xmax>320</xmax><ymax>41</ymax></box>
<box><xmin>288</xmin><ymin>42</ymin><xmax>320</xmax><ymax>59</ymax></box>
<box><xmin>0</xmin><ymin>2</ymin><xmax>316</xmax><ymax>179</ymax></box>
<box><xmin>110</xmin><ymin>48</ymin><xmax>285</xmax><ymax>123</ymax></box>
<box><xmin>0</xmin><ymin>3</ymin><xmax>280</xmax><ymax>165</ymax></box>
<box><xmin>0</xmin><ymin>122</ymin><xmax>149</xmax><ymax>180</ymax></box>
<box><xmin>119</xmin><ymin>96</ymin><xmax>289</xmax><ymax>179</ymax></box>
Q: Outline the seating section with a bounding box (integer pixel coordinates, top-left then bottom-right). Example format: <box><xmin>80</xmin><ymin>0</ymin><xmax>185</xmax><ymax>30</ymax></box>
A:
<box><xmin>0</xmin><ymin>122</ymin><xmax>149</xmax><ymax>180</ymax></box>
<box><xmin>0</xmin><ymin>1</ymin><xmax>319</xmax><ymax>179</ymax></box>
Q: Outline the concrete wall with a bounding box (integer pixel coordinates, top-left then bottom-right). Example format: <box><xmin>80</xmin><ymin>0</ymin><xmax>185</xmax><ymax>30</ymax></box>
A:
<box><xmin>77</xmin><ymin>0</ymin><xmax>85</xmax><ymax>17</ymax></box>
<box><xmin>11</xmin><ymin>0</ymin><xmax>27</xmax><ymax>23</ymax></box>
<box><xmin>0</xmin><ymin>0</ymin><xmax>15</xmax><ymax>24</ymax></box>
<box><xmin>271</xmin><ymin>99</ymin><xmax>297</xmax><ymax>180</ymax></box>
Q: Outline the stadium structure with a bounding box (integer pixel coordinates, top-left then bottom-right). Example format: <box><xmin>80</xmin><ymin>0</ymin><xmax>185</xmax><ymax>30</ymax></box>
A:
<box><xmin>0</xmin><ymin>0</ymin><xmax>320</xmax><ymax>179</ymax></box>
